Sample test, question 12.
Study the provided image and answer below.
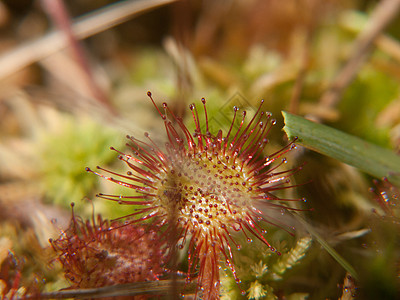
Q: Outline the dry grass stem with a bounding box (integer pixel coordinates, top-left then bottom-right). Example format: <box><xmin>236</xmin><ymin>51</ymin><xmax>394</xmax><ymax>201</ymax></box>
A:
<box><xmin>320</xmin><ymin>0</ymin><xmax>400</xmax><ymax>108</ymax></box>
<box><xmin>0</xmin><ymin>0</ymin><xmax>177</xmax><ymax>82</ymax></box>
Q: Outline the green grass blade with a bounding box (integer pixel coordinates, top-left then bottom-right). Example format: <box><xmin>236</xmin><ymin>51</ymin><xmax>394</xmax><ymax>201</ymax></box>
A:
<box><xmin>293</xmin><ymin>213</ymin><xmax>359</xmax><ymax>280</ymax></box>
<box><xmin>282</xmin><ymin>111</ymin><xmax>400</xmax><ymax>186</ymax></box>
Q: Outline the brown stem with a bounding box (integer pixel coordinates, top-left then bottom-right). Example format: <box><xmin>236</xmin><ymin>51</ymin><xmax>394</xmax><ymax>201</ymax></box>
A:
<box><xmin>320</xmin><ymin>0</ymin><xmax>400</xmax><ymax>108</ymax></box>
<box><xmin>289</xmin><ymin>29</ymin><xmax>312</xmax><ymax>114</ymax></box>
<box><xmin>41</xmin><ymin>0</ymin><xmax>114</xmax><ymax>113</ymax></box>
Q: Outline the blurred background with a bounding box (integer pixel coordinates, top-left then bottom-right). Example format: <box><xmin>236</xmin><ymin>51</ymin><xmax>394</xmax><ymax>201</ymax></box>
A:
<box><xmin>0</xmin><ymin>0</ymin><xmax>400</xmax><ymax>299</ymax></box>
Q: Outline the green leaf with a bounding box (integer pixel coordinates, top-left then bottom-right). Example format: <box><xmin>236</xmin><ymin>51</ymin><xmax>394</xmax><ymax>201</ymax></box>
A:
<box><xmin>282</xmin><ymin>111</ymin><xmax>400</xmax><ymax>186</ymax></box>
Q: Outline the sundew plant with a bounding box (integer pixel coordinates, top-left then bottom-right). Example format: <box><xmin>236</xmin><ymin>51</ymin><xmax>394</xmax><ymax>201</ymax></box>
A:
<box><xmin>1</xmin><ymin>1</ymin><xmax>400</xmax><ymax>299</ymax></box>
<box><xmin>86</xmin><ymin>92</ymin><xmax>304</xmax><ymax>298</ymax></box>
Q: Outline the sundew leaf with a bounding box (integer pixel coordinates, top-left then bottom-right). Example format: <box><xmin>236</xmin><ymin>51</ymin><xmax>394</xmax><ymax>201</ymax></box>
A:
<box><xmin>282</xmin><ymin>111</ymin><xmax>400</xmax><ymax>186</ymax></box>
